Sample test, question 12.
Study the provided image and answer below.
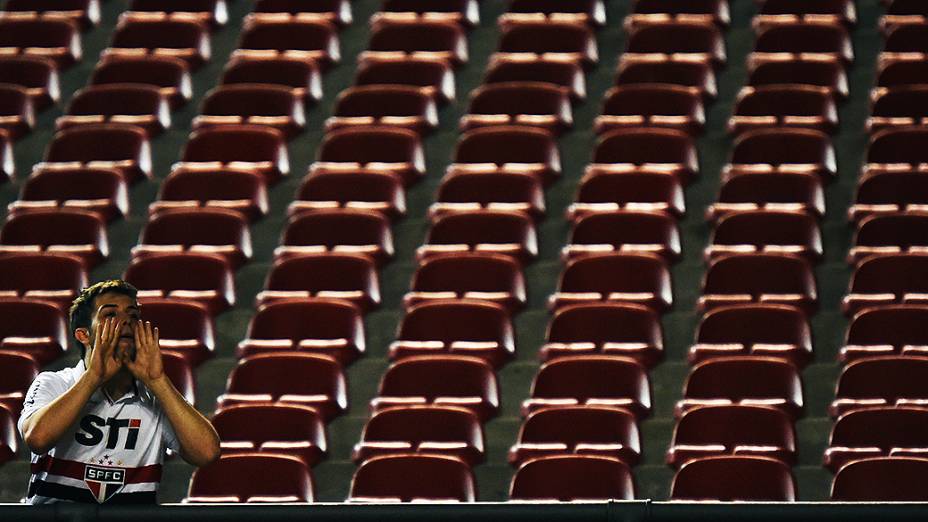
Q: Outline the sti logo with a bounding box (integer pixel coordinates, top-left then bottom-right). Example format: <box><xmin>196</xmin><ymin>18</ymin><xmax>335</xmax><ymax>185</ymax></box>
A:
<box><xmin>84</xmin><ymin>465</ymin><xmax>126</xmax><ymax>503</ymax></box>
<box><xmin>75</xmin><ymin>416</ymin><xmax>142</xmax><ymax>449</ymax></box>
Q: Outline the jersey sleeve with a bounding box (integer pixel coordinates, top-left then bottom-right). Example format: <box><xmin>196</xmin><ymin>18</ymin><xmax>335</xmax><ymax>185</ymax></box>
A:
<box><xmin>17</xmin><ymin>371</ymin><xmax>71</xmax><ymax>438</ymax></box>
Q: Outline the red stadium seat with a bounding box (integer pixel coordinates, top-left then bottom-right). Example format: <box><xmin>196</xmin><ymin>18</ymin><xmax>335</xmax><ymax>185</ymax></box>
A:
<box><xmin>564</xmin><ymin>211</ymin><xmax>681</xmax><ymax>262</ymax></box>
<box><xmin>417</xmin><ymin>211</ymin><xmax>537</xmax><ymax>264</ymax></box>
<box><xmin>0</xmin><ymin>349</ymin><xmax>39</xmax><ymax>417</ymax></box>
<box><xmin>677</xmin><ymin>356</ymin><xmax>804</xmax><ymax>418</ymax></box>
<box><xmin>0</xmin><ymin>56</ymin><xmax>59</xmax><ymax>109</ymax></box>
<box><xmin>0</xmin><ymin>18</ymin><xmax>81</xmax><ymax>68</ymax></box>
<box><xmin>877</xmin><ymin>58</ymin><xmax>928</xmax><ymax>90</ymax></box>
<box><xmin>542</xmin><ymin>303</ymin><xmax>662</xmax><ymax>367</ymax></box>
<box><xmin>390</xmin><ymin>300</ymin><xmax>514</xmax><ymax>368</ymax></box>
<box><xmin>212</xmin><ymin>403</ymin><xmax>327</xmax><ymax>468</ymax></box>
<box><xmin>326</xmin><ymin>85</ymin><xmax>438</xmax><ymax>135</ymax></box>
<box><xmin>866</xmin><ymin>127</ymin><xmax>928</xmax><ymax>174</ymax></box>
<box><xmin>274</xmin><ymin>209</ymin><xmax>392</xmax><ymax>266</ymax></box>
<box><xmin>883</xmin><ymin>0</ymin><xmax>928</xmax><ymax>29</ymax></box>
<box><xmin>162</xmin><ymin>350</ymin><xmax>195</xmax><ymax>405</ymax></box>
<box><xmin>627</xmin><ymin>0</ymin><xmax>729</xmax><ymax>27</ymax></box>
<box><xmin>548</xmin><ymin>253</ymin><xmax>672</xmax><ymax>313</ymax></box>
<box><xmin>362</xmin><ymin>20</ymin><xmax>467</xmax><ymax>67</ymax></box>
<box><xmin>123</xmin><ymin>0</ymin><xmax>227</xmax><ymax>28</ymax></box>
<box><xmin>667</xmin><ymin>405</ymin><xmax>796</xmax><ymax>468</ymax></box>
<box><xmin>124</xmin><ymin>252</ymin><xmax>235</xmax><ymax>315</ymax></box>
<box><xmin>882</xmin><ymin>23</ymin><xmax>928</xmax><ymax>66</ymax></box>
<box><xmin>843</xmin><ymin>305</ymin><xmax>928</xmax><ymax>361</ymax></box>
<box><xmin>0</xmin><ymin>299</ymin><xmax>66</xmax><ymax>365</ymax></box>
<box><xmin>57</xmin><ymin>84</ymin><xmax>169</xmax><ymax>136</ymax></box>
<box><xmin>691</xmin><ymin>304</ymin><xmax>812</xmax><ymax>367</ymax></box>
<box><xmin>850</xmin><ymin>213</ymin><xmax>928</xmax><ymax>265</ymax></box>
<box><xmin>90</xmin><ymin>55</ymin><xmax>192</xmax><ymax>109</ymax></box>
<box><xmin>509</xmin><ymin>406</ymin><xmax>640</xmax><ymax>467</ymax></box>
<box><xmin>729</xmin><ymin>85</ymin><xmax>837</xmax><ymax>135</ymax></box>
<box><xmin>250</xmin><ymin>0</ymin><xmax>351</xmax><ymax>27</ymax></box>
<box><xmin>755</xmin><ymin>0</ymin><xmax>856</xmax><ymax>27</ymax></box>
<box><xmin>0</xmin><ymin>129</ymin><xmax>14</xmax><ymax>180</ymax></box>
<box><xmin>235</xmin><ymin>19</ymin><xmax>339</xmax><ymax>71</ymax></box>
<box><xmin>352</xmin><ymin>405</ymin><xmax>484</xmax><ymax>465</ymax></box>
<box><xmin>133</xmin><ymin>209</ymin><xmax>251</xmax><ymax>270</ymax></box>
<box><xmin>484</xmin><ymin>58</ymin><xmax>586</xmax><ymax>101</ymax></box>
<box><xmin>588</xmin><ymin>128</ymin><xmax>698</xmax><ymax>184</ymax></box>
<box><xmin>510</xmin><ymin>455</ymin><xmax>634</xmax><ymax>501</ymax></box>
<box><xmin>707</xmin><ymin>171</ymin><xmax>824</xmax><ymax>222</ymax></box>
<box><xmin>849</xmin><ymin>170</ymin><xmax>928</xmax><ymax>223</ymax></box>
<box><xmin>143</xmin><ymin>298</ymin><xmax>214</xmax><ymax>367</ymax></box>
<box><xmin>106</xmin><ymin>18</ymin><xmax>210</xmax><ymax>69</ymax></box>
<box><xmin>430</xmin><ymin>171</ymin><xmax>545</xmax><ymax>221</ymax></box>
<box><xmin>40</xmin><ymin>124</ymin><xmax>151</xmax><ymax>184</ymax></box>
<box><xmin>869</xmin><ymin>86</ymin><xmax>928</xmax><ymax>132</ymax></box>
<box><xmin>349</xmin><ymin>454</ymin><xmax>475</xmax><ymax>503</ymax></box>
<box><xmin>616</xmin><ymin>60</ymin><xmax>717</xmax><ymax>100</ymax></box>
<box><xmin>177</xmin><ymin>125</ymin><xmax>288</xmax><ymax>184</ymax></box>
<box><xmin>373</xmin><ymin>0</ymin><xmax>478</xmax><ymax>28</ymax></box>
<box><xmin>461</xmin><ymin>82</ymin><xmax>572</xmax><ymax>134</ymax></box>
<box><xmin>0</xmin><ymin>405</ymin><xmax>16</xmax><ymax>466</ymax></box>
<box><xmin>186</xmin><ymin>453</ymin><xmax>313</xmax><ymax>503</ymax></box>
<box><xmin>830</xmin><ymin>356</ymin><xmax>928</xmax><ymax>417</ymax></box>
<box><xmin>403</xmin><ymin>253</ymin><xmax>526</xmax><ymax>312</ymax></box>
<box><xmin>500</xmin><ymin>0</ymin><xmax>605</xmax><ymax>27</ymax></box>
<box><xmin>747</xmin><ymin>58</ymin><xmax>848</xmax><ymax>99</ymax></box>
<box><xmin>194</xmin><ymin>84</ymin><xmax>305</xmax><ymax>137</ymax></box>
<box><xmin>221</xmin><ymin>56</ymin><xmax>321</xmax><ymax>104</ymax></box>
<box><xmin>371</xmin><ymin>355</ymin><xmax>499</xmax><ymax>422</ymax></box>
<box><xmin>312</xmin><ymin>126</ymin><xmax>424</xmax><ymax>186</ymax></box>
<box><xmin>831</xmin><ymin>457</ymin><xmax>928</xmax><ymax>501</ymax></box>
<box><xmin>0</xmin><ymin>209</ymin><xmax>108</xmax><ymax>268</ymax></box>
<box><xmin>706</xmin><ymin>210</ymin><xmax>822</xmax><ymax>263</ymax></box>
<box><xmin>217</xmin><ymin>352</ymin><xmax>347</xmax><ymax>421</ymax></box>
<box><xmin>726</xmin><ymin>128</ymin><xmax>836</xmax><ymax>180</ymax></box>
<box><xmin>595</xmin><ymin>85</ymin><xmax>704</xmax><ymax>137</ymax></box>
<box><xmin>2</xmin><ymin>0</ymin><xmax>100</xmax><ymax>29</ymax></box>
<box><xmin>843</xmin><ymin>253</ymin><xmax>928</xmax><ymax>315</ymax></box>
<box><xmin>354</xmin><ymin>57</ymin><xmax>455</xmax><ymax>104</ymax></box>
<box><xmin>495</xmin><ymin>22</ymin><xmax>598</xmax><ymax>69</ymax></box>
<box><xmin>751</xmin><ymin>22</ymin><xmax>853</xmax><ymax>66</ymax></box>
<box><xmin>449</xmin><ymin>126</ymin><xmax>561</xmax><ymax>185</ymax></box>
<box><xmin>670</xmin><ymin>456</ymin><xmax>796</xmax><ymax>501</ymax></box>
<box><xmin>0</xmin><ymin>84</ymin><xmax>33</xmax><ymax>140</ymax></box>
<box><xmin>699</xmin><ymin>253</ymin><xmax>817</xmax><ymax>314</ymax></box>
<box><xmin>257</xmin><ymin>254</ymin><xmax>380</xmax><ymax>312</ymax></box>
<box><xmin>0</xmin><ymin>253</ymin><xmax>87</xmax><ymax>311</ymax></box>
<box><xmin>568</xmin><ymin>171</ymin><xmax>685</xmax><ymax>221</ymax></box>
<box><xmin>624</xmin><ymin>22</ymin><xmax>726</xmax><ymax>68</ymax></box>
<box><xmin>151</xmin><ymin>168</ymin><xmax>268</xmax><ymax>221</ymax></box>
<box><xmin>289</xmin><ymin>170</ymin><xmax>405</xmax><ymax>220</ymax></box>
<box><xmin>237</xmin><ymin>298</ymin><xmax>364</xmax><ymax>365</ymax></box>
<box><xmin>825</xmin><ymin>407</ymin><xmax>928</xmax><ymax>472</ymax></box>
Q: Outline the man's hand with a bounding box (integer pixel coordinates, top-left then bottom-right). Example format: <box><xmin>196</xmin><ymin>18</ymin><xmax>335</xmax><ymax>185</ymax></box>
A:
<box><xmin>125</xmin><ymin>320</ymin><xmax>164</xmax><ymax>386</ymax></box>
<box><xmin>85</xmin><ymin>317</ymin><xmax>125</xmax><ymax>388</ymax></box>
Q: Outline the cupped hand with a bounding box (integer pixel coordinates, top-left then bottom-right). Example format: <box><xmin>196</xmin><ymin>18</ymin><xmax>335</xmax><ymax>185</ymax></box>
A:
<box><xmin>125</xmin><ymin>320</ymin><xmax>164</xmax><ymax>386</ymax></box>
<box><xmin>85</xmin><ymin>317</ymin><xmax>125</xmax><ymax>387</ymax></box>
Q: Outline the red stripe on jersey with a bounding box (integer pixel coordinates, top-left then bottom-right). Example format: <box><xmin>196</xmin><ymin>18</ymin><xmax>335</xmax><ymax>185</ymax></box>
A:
<box><xmin>31</xmin><ymin>456</ymin><xmax>163</xmax><ymax>484</ymax></box>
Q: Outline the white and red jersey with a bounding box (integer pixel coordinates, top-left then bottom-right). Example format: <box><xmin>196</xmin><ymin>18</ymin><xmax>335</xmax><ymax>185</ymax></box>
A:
<box><xmin>18</xmin><ymin>360</ymin><xmax>181</xmax><ymax>504</ymax></box>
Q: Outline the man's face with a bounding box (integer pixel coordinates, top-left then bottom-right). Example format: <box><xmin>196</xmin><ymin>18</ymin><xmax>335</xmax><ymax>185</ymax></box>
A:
<box><xmin>88</xmin><ymin>293</ymin><xmax>141</xmax><ymax>361</ymax></box>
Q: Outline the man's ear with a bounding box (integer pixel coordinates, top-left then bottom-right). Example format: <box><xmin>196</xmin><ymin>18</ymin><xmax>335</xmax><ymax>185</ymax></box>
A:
<box><xmin>75</xmin><ymin>328</ymin><xmax>91</xmax><ymax>346</ymax></box>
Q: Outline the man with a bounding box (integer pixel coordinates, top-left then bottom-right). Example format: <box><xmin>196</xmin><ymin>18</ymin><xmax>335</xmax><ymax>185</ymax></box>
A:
<box><xmin>18</xmin><ymin>280</ymin><xmax>220</xmax><ymax>504</ymax></box>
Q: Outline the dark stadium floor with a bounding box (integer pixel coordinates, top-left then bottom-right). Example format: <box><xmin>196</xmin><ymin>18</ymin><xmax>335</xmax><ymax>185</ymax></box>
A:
<box><xmin>0</xmin><ymin>0</ymin><xmax>884</xmax><ymax>502</ymax></box>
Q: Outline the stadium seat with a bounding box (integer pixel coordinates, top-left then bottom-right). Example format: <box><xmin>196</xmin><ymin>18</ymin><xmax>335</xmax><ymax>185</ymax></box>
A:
<box><xmin>0</xmin><ymin>349</ymin><xmax>39</xmax><ymax>416</ymax></box>
<box><xmin>274</xmin><ymin>209</ymin><xmax>392</xmax><ymax>266</ymax></box>
<box><xmin>194</xmin><ymin>84</ymin><xmax>305</xmax><ymax>137</ymax></box>
<box><xmin>691</xmin><ymin>304</ymin><xmax>812</xmax><ymax>367</ymax></box>
<box><xmin>869</xmin><ymin>86</ymin><xmax>928</xmax><ymax>132</ymax></box>
<box><xmin>289</xmin><ymin>170</ymin><xmax>405</xmax><ymax>220</ymax></box>
<box><xmin>594</xmin><ymin>84</ymin><xmax>705</xmax><ymax>136</ymax></box>
<box><xmin>754</xmin><ymin>0</ymin><xmax>856</xmax><ymax>27</ymax></box>
<box><xmin>866</xmin><ymin>127</ymin><xmax>928</xmax><ymax>174</ymax></box>
<box><xmin>509</xmin><ymin>406</ymin><xmax>640</xmax><ymax>467</ymax></box>
<box><xmin>843</xmin><ymin>254</ymin><xmax>928</xmax><ymax>315</ymax></box>
<box><xmin>372</xmin><ymin>0</ymin><xmax>477</xmax><ymax>27</ymax></box>
<box><xmin>568</xmin><ymin>171</ymin><xmax>685</xmax><ymax>221</ymax></box>
<box><xmin>726</xmin><ymin>128</ymin><xmax>836</xmax><ymax>180</ymax></box>
<box><xmin>842</xmin><ymin>305</ymin><xmax>928</xmax><ymax>361</ymax></box>
<box><xmin>371</xmin><ymin>355</ymin><xmax>499</xmax><ymax>422</ymax></box>
<box><xmin>217</xmin><ymin>352</ymin><xmax>347</xmax><ymax>421</ymax></box>
<box><xmin>825</xmin><ymin>407</ymin><xmax>928</xmax><ymax>472</ymax></box>
<box><xmin>186</xmin><ymin>453</ymin><xmax>313</xmax><ymax>503</ymax></box>
<box><xmin>484</xmin><ymin>58</ymin><xmax>586</xmax><ymax>101</ymax></box>
<box><xmin>588</xmin><ymin>128</ymin><xmax>699</xmax><ymax>185</ymax></box>
<box><xmin>448</xmin><ymin>126</ymin><xmax>561</xmax><ymax>185</ymax></box>
<box><xmin>0</xmin><ymin>209</ymin><xmax>108</xmax><ymax>268</ymax></box>
<box><xmin>212</xmin><ymin>403</ymin><xmax>327</xmax><ymax>468</ymax></box>
<box><xmin>831</xmin><ymin>457</ymin><xmax>928</xmax><ymax>501</ymax></box>
<box><xmin>676</xmin><ymin>356</ymin><xmax>804</xmax><ymax>418</ymax></box>
<box><xmin>221</xmin><ymin>56</ymin><xmax>321</xmax><ymax>104</ymax></box>
<box><xmin>461</xmin><ymin>82</ymin><xmax>572</xmax><ymax>134</ymax></box>
<box><xmin>403</xmin><ymin>253</ymin><xmax>526</xmax><ymax>312</ymax></box>
<box><xmin>500</xmin><ymin>0</ymin><xmax>605</xmax><ymax>27</ymax></box>
<box><xmin>548</xmin><ymin>253</ymin><xmax>672</xmax><ymax>313</ymax></box>
<box><xmin>151</xmin><ymin>167</ymin><xmax>268</xmax><ymax>221</ymax></box>
<box><xmin>849</xmin><ymin>170</ymin><xmax>928</xmax><ymax>223</ymax></box>
<box><xmin>0</xmin><ymin>56</ymin><xmax>59</xmax><ymax>109</ymax></box>
<box><xmin>564</xmin><ymin>211</ymin><xmax>681</xmax><ymax>262</ymax></box>
<box><xmin>522</xmin><ymin>355</ymin><xmax>651</xmax><ymax>419</ymax></box>
<box><xmin>747</xmin><ymin>58</ymin><xmax>848</xmax><ymax>99</ymax></box>
<box><xmin>56</xmin><ymin>84</ymin><xmax>169</xmax><ymax>136</ymax></box>
<box><xmin>706</xmin><ymin>171</ymin><xmax>824</xmax><ymax>222</ymax></box>
<box><xmin>326</xmin><ymin>85</ymin><xmax>438</xmax><ymax>135</ymax></box>
<box><xmin>626</xmin><ymin>0</ymin><xmax>730</xmax><ymax>27</ymax></box>
<box><xmin>751</xmin><ymin>22</ymin><xmax>853</xmax><ymax>66</ymax></box>
<box><xmin>670</xmin><ymin>456</ymin><xmax>796</xmax><ymax>501</ymax></box>
<box><xmin>123</xmin><ymin>0</ymin><xmax>227</xmax><ymax>28</ymax></box>
<box><xmin>177</xmin><ymin>125</ymin><xmax>288</xmax><ymax>184</ymax></box>
<box><xmin>699</xmin><ymin>253</ymin><xmax>817</xmax><ymax>314</ymax></box>
<box><xmin>352</xmin><ymin>405</ymin><xmax>484</xmax><ymax>465</ymax></box>
<box><xmin>542</xmin><ymin>303</ymin><xmax>662</xmax><ymax>367</ymax></box>
<box><xmin>237</xmin><ymin>298</ymin><xmax>364</xmax><ymax>365</ymax></box>
<box><xmin>624</xmin><ymin>22</ymin><xmax>726</xmax><ymax>68</ymax></box>
<box><xmin>354</xmin><ymin>57</ymin><xmax>455</xmax><ymax>104</ymax></box>
<box><xmin>615</xmin><ymin>60</ymin><xmax>717</xmax><ymax>100</ymax></box>
<box><xmin>12</xmin><ymin>167</ymin><xmax>128</xmax><ymax>221</ymax></box>
<box><xmin>362</xmin><ymin>20</ymin><xmax>467</xmax><ymax>67</ymax></box>
<box><xmin>124</xmin><ymin>252</ymin><xmax>235</xmax><ymax>315</ymax></box>
<box><xmin>510</xmin><ymin>455</ymin><xmax>634</xmax><ymax>501</ymax></box>
<box><xmin>390</xmin><ymin>300</ymin><xmax>514</xmax><ymax>367</ymax></box>
<box><xmin>142</xmin><ymin>298</ymin><xmax>214</xmax><ymax>367</ymax></box>
<box><xmin>494</xmin><ymin>22</ymin><xmax>598</xmax><ymax>69</ymax></box>
<box><xmin>0</xmin><ymin>253</ymin><xmax>87</xmax><ymax>311</ymax></box>
<box><xmin>830</xmin><ymin>356</ymin><xmax>928</xmax><ymax>417</ymax></box>
<box><xmin>883</xmin><ymin>0</ymin><xmax>928</xmax><ymax>28</ymax></box>
<box><xmin>90</xmin><ymin>55</ymin><xmax>192</xmax><ymax>109</ymax></box>
<box><xmin>0</xmin><ymin>299</ymin><xmax>66</xmax><ymax>365</ymax></box>
<box><xmin>163</xmin><ymin>350</ymin><xmax>195</xmax><ymax>405</ymax></box>
<box><xmin>667</xmin><ymin>405</ymin><xmax>796</xmax><ymax>468</ymax></box>
<box><xmin>39</xmin><ymin>124</ymin><xmax>152</xmax><ymax>184</ymax></box>
<box><xmin>132</xmin><ymin>209</ymin><xmax>251</xmax><ymax>270</ymax></box>
<box><xmin>106</xmin><ymin>18</ymin><xmax>210</xmax><ymax>69</ymax></box>
<box><xmin>707</xmin><ymin>210</ymin><xmax>822</xmax><ymax>262</ymax></box>
<box><xmin>417</xmin><ymin>211</ymin><xmax>537</xmax><ymax>264</ymax></box>
<box><xmin>349</xmin><ymin>454</ymin><xmax>475</xmax><ymax>502</ymax></box>
<box><xmin>235</xmin><ymin>19</ymin><xmax>339</xmax><ymax>71</ymax></box>
<box><xmin>0</xmin><ymin>405</ymin><xmax>15</xmax><ymax>466</ymax></box>
<box><xmin>882</xmin><ymin>23</ymin><xmax>928</xmax><ymax>66</ymax></box>
<box><xmin>257</xmin><ymin>254</ymin><xmax>380</xmax><ymax>312</ymax></box>
<box><xmin>251</xmin><ymin>0</ymin><xmax>351</xmax><ymax>27</ymax></box>
<box><xmin>312</xmin><ymin>126</ymin><xmax>424</xmax><ymax>186</ymax></box>
<box><xmin>729</xmin><ymin>85</ymin><xmax>837</xmax><ymax>135</ymax></box>
<box><xmin>0</xmin><ymin>18</ymin><xmax>81</xmax><ymax>68</ymax></box>
<box><xmin>877</xmin><ymin>58</ymin><xmax>928</xmax><ymax>91</ymax></box>
<box><xmin>0</xmin><ymin>83</ymin><xmax>33</xmax><ymax>139</ymax></box>
<box><xmin>430</xmin><ymin>171</ymin><xmax>545</xmax><ymax>221</ymax></box>
<box><xmin>2</xmin><ymin>0</ymin><xmax>99</xmax><ymax>29</ymax></box>
<box><xmin>850</xmin><ymin>213</ymin><xmax>928</xmax><ymax>264</ymax></box>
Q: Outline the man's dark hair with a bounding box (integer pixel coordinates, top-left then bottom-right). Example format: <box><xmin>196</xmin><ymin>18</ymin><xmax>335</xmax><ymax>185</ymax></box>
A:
<box><xmin>69</xmin><ymin>280</ymin><xmax>138</xmax><ymax>358</ymax></box>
